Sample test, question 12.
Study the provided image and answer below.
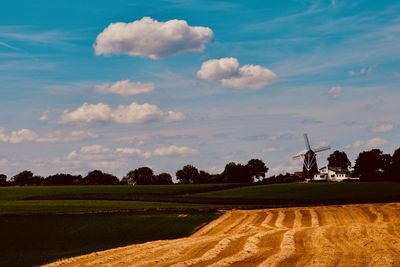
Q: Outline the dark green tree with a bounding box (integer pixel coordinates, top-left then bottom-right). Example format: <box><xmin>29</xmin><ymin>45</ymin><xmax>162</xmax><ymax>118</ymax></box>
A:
<box><xmin>176</xmin><ymin>165</ymin><xmax>199</xmax><ymax>184</ymax></box>
<box><xmin>123</xmin><ymin>167</ymin><xmax>154</xmax><ymax>185</ymax></box>
<box><xmin>45</xmin><ymin>174</ymin><xmax>82</xmax><ymax>185</ymax></box>
<box><xmin>390</xmin><ymin>148</ymin><xmax>400</xmax><ymax>180</ymax></box>
<box><xmin>222</xmin><ymin>162</ymin><xmax>252</xmax><ymax>183</ymax></box>
<box><xmin>353</xmin><ymin>149</ymin><xmax>391</xmax><ymax>181</ymax></box>
<box><xmin>154</xmin><ymin>173</ymin><xmax>173</xmax><ymax>184</ymax></box>
<box><xmin>327</xmin><ymin>150</ymin><xmax>351</xmax><ymax>170</ymax></box>
<box><xmin>11</xmin><ymin>171</ymin><xmax>43</xmax><ymax>185</ymax></box>
<box><xmin>198</xmin><ymin>170</ymin><xmax>212</xmax><ymax>184</ymax></box>
<box><xmin>246</xmin><ymin>159</ymin><xmax>268</xmax><ymax>182</ymax></box>
<box><xmin>83</xmin><ymin>170</ymin><xmax>119</xmax><ymax>185</ymax></box>
<box><xmin>0</xmin><ymin>174</ymin><xmax>7</xmax><ymax>186</ymax></box>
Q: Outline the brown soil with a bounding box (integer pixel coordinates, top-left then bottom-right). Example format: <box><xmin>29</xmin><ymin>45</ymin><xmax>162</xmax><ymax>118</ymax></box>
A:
<box><xmin>43</xmin><ymin>203</ymin><xmax>400</xmax><ymax>267</ymax></box>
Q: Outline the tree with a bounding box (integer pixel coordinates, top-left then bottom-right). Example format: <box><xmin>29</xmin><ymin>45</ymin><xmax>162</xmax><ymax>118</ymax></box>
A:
<box><xmin>390</xmin><ymin>148</ymin><xmax>400</xmax><ymax>180</ymax></box>
<box><xmin>222</xmin><ymin>162</ymin><xmax>252</xmax><ymax>183</ymax></box>
<box><xmin>11</xmin><ymin>171</ymin><xmax>43</xmax><ymax>185</ymax></box>
<box><xmin>83</xmin><ymin>170</ymin><xmax>119</xmax><ymax>185</ymax></box>
<box><xmin>327</xmin><ymin>150</ymin><xmax>351</xmax><ymax>170</ymax></box>
<box><xmin>176</xmin><ymin>165</ymin><xmax>199</xmax><ymax>184</ymax></box>
<box><xmin>0</xmin><ymin>174</ymin><xmax>7</xmax><ymax>186</ymax></box>
<box><xmin>197</xmin><ymin>170</ymin><xmax>212</xmax><ymax>184</ymax></box>
<box><xmin>353</xmin><ymin>149</ymin><xmax>391</xmax><ymax>181</ymax></box>
<box><xmin>246</xmin><ymin>159</ymin><xmax>268</xmax><ymax>182</ymax></box>
<box><xmin>45</xmin><ymin>174</ymin><xmax>82</xmax><ymax>185</ymax></box>
<box><xmin>123</xmin><ymin>167</ymin><xmax>154</xmax><ymax>185</ymax></box>
<box><xmin>154</xmin><ymin>173</ymin><xmax>173</xmax><ymax>184</ymax></box>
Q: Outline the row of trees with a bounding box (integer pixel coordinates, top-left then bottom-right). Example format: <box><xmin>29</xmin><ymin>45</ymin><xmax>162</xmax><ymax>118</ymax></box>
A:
<box><xmin>1</xmin><ymin>170</ymin><xmax>120</xmax><ymax>186</ymax></box>
<box><xmin>1</xmin><ymin>147</ymin><xmax>399</xmax><ymax>186</ymax></box>
<box><xmin>0</xmin><ymin>158</ymin><xmax>268</xmax><ymax>186</ymax></box>
<box><xmin>327</xmin><ymin>148</ymin><xmax>400</xmax><ymax>181</ymax></box>
<box><xmin>122</xmin><ymin>159</ymin><xmax>268</xmax><ymax>185</ymax></box>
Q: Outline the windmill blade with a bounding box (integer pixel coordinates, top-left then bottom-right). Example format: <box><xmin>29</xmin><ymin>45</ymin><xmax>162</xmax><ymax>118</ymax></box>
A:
<box><xmin>292</xmin><ymin>154</ymin><xmax>304</xmax><ymax>159</ymax></box>
<box><xmin>304</xmin><ymin>133</ymin><xmax>311</xmax><ymax>150</ymax></box>
<box><xmin>314</xmin><ymin>145</ymin><xmax>331</xmax><ymax>153</ymax></box>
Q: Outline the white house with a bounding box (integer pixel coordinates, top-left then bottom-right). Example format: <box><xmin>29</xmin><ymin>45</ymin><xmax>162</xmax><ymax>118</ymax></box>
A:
<box><xmin>313</xmin><ymin>166</ymin><xmax>359</xmax><ymax>182</ymax></box>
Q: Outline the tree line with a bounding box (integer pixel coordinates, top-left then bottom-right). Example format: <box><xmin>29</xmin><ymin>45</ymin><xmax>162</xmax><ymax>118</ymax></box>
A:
<box><xmin>0</xmin><ymin>147</ymin><xmax>399</xmax><ymax>186</ymax></box>
<box><xmin>0</xmin><ymin>158</ymin><xmax>268</xmax><ymax>186</ymax></box>
<box><xmin>323</xmin><ymin>148</ymin><xmax>400</xmax><ymax>181</ymax></box>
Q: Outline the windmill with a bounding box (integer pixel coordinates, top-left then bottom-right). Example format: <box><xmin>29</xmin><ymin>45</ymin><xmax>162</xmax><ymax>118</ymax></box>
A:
<box><xmin>293</xmin><ymin>134</ymin><xmax>331</xmax><ymax>178</ymax></box>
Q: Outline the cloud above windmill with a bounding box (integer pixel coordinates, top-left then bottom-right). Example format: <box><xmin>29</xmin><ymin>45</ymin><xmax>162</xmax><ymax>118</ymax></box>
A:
<box><xmin>197</xmin><ymin>57</ymin><xmax>277</xmax><ymax>89</ymax></box>
<box><xmin>94</xmin><ymin>17</ymin><xmax>214</xmax><ymax>59</ymax></box>
<box><xmin>345</xmin><ymin>137</ymin><xmax>389</xmax><ymax>150</ymax></box>
<box><xmin>59</xmin><ymin>102</ymin><xmax>185</xmax><ymax>124</ymax></box>
<box><xmin>95</xmin><ymin>80</ymin><xmax>154</xmax><ymax>96</ymax></box>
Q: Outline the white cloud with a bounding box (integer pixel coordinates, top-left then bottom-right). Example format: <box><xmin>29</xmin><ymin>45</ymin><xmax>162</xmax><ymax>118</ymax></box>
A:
<box><xmin>327</xmin><ymin>86</ymin><xmax>343</xmax><ymax>98</ymax></box>
<box><xmin>8</xmin><ymin>129</ymin><xmax>38</xmax><ymax>144</ymax></box>
<box><xmin>59</xmin><ymin>102</ymin><xmax>184</xmax><ymax>124</ymax></box>
<box><xmin>67</xmin><ymin>144</ymin><xmax>109</xmax><ymax>160</ymax></box>
<box><xmin>197</xmin><ymin>57</ymin><xmax>277</xmax><ymax>89</ymax></box>
<box><xmin>0</xmin><ymin>128</ymin><xmax>97</xmax><ymax>144</ymax></box>
<box><xmin>39</xmin><ymin>110</ymin><xmax>50</xmax><ymax>121</ymax></box>
<box><xmin>346</xmin><ymin>137</ymin><xmax>389</xmax><ymax>150</ymax></box>
<box><xmin>80</xmin><ymin>144</ymin><xmax>109</xmax><ymax>154</ymax></box>
<box><xmin>261</xmin><ymin>147</ymin><xmax>284</xmax><ymax>153</ymax></box>
<box><xmin>371</xmin><ymin>123</ymin><xmax>394</xmax><ymax>133</ymax></box>
<box><xmin>94</xmin><ymin>80</ymin><xmax>154</xmax><ymax>96</ymax></box>
<box><xmin>197</xmin><ymin>57</ymin><xmax>240</xmax><ymax>81</ymax></box>
<box><xmin>94</xmin><ymin>17</ymin><xmax>214</xmax><ymax>59</ymax></box>
<box><xmin>348</xmin><ymin>67</ymin><xmax>373</xmax><ymax>78</ymax></box>
<box><xmin>70</xmin><ymin>131</ymin><xmax>99</xmax><ymax>140</ymax></box>
<box><xmin>65</xmin><ymin>144</ymin><xmax>153</xmax><ymax>171</ymax></box>
<box><xmin>153</xmin><ymin>145</ymin><xmax>198</xmax><ymax>156</ymax></box>
<box><xmin>115</xmin><ymin>147</ymin><xmax>151</xmax><ymax>159</ymax></box>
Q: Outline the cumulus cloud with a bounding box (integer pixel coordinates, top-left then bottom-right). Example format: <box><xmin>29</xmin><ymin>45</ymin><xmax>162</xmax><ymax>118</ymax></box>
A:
<box><xmin>67</xmin><ymin>145</ymin><xmax>109</xmax><ymax>160</ymax></box>
<box><xmin>67</xmin><ymin>145</ymin><xmax>154</xmax><ymax>165</ymax></box>
<box><xmin>94</xmin><ymin>80</ymin><xmax>155</xmax><ymax>96</ymax></box>
<box><xmin>371</xmin><ymin>123</ymin><xmax>394</xmax><ymax>133</ymax></box>
<box><xmin>115</xmin><ymin>147</ymin><xmax>151</xmax><ymax>159</ymax></box>
<box><xmin>2</xmin><ymin>129</ymin><xmax>38</xmax><ymax>144</ymax></box>
<box><xmin>327</xmin><ymin>86</ymin><xmax>343</xmax><ymax>98</ymax></box>
<box><xmin>153</xmin><ymin>145</ymin><xmax>198</xmax><ymax>156</ymax></box>
<box><xmin>197</xmin><ymin>57</ymin><xmax>277</xmax><ymax>89</ymax></box>
<box><xmin>197</xmin><ymin>57</ymin><xmax>240</xmax><ymax>81</ymax></box>
<box><xmin>0</xmin><ymin>128</ymin><xmax>97</xmax><ymax>144</ymax></box>
<box><xmin>59</xmin><ymin>102</ymin><xmax>185</xmax><ymax>124</ymax></box>
<box><xmin>346</xmin><ymin>137</ymin><xmax>389</xmax><ymax>150</ymax></box>
<box><xmin>94</xmin><ymin>17</ymin><xmax>214</xmax><ymax>59</ymax></box>
<box><xmin>39</xmin><ymin>110</ymin><xmax>50</xmax><ymax>121</ymax></box>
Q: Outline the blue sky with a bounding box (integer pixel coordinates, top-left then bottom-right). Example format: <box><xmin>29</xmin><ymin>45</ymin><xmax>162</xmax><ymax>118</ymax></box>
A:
<box><xmin>0</xmin><ymin>0</ymin><xmax>399</xmax><ymax>178</ymax></box>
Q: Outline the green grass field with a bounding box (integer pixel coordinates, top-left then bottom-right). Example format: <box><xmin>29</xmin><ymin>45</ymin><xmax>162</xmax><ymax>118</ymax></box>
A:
<box><xmin>0</xmin><ymin>213</ymin><xmax>218</xmax><ymax>267</ymax></box>
<box><xmin>1</xmin><ymin>182</ymin><xmax>400</xmax><ymax>267</ymax></box>
<box><xmin>0</xmin><ymin>184</ymin><xmax>238</xmax><ymax>201</ymax></box>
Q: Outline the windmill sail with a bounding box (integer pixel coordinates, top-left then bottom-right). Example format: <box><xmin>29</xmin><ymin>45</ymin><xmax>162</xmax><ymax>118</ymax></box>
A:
<box><xmin>293</xmin><ymin>134</ymin><xmax>331</xmax><ymax>178</ymax></box>
<box><xmin>314</xmin><ymin>145</ymin><xmax>331</xmax><ymax>153</ymax></box>
<box><xmin>304</xmin><ymin>133</ymin><xmax>311</xmax><ymax>150</ymax></box>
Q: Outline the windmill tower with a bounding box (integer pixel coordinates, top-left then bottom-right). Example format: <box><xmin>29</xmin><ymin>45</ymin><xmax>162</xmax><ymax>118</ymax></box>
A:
<box><xmin>293</xmin><ymin>134</ymin><xmax>331</xmax><ymax>178</ymax></box>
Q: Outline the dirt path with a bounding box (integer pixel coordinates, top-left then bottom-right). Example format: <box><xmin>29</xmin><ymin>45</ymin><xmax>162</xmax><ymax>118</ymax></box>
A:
<box><xmin>43</xmin><ymin>203</ymin><xmax>400</xmax><ymax>267</ymax></box>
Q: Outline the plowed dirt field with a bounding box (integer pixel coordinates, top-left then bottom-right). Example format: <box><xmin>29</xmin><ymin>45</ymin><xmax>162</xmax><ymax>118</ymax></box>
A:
<box><xmin>44</xmin><ymin>203</ymin><xmax>400</xmax><ymax>267</ymax></box>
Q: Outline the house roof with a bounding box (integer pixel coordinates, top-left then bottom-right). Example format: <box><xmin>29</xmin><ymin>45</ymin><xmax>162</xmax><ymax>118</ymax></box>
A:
<box><xmin>319</xmin><ymin>166</ymin><xmax>350</xmax><ymax>174</ymax></box>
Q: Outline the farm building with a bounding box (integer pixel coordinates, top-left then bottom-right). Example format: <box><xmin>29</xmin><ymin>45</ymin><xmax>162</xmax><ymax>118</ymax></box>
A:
<box><xmin>313</xmin><ymin>166</ymin><xmax>359</xmax><ymax>182</ymax></box>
